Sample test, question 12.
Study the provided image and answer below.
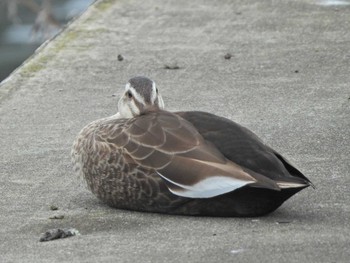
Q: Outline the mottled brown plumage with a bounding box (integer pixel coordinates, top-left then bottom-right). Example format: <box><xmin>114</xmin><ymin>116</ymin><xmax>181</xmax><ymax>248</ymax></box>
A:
<box><xmin>72</xmin><ymin>76</ymin><xmax>313</xmax><ymax>216</ymax></box>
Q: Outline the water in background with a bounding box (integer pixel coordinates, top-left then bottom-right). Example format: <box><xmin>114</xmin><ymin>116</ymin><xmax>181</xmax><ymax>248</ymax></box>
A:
<box><xmin>0</xmin><ymin>0</ymin><xmax>95</xmax><ymax>82</ymax></box>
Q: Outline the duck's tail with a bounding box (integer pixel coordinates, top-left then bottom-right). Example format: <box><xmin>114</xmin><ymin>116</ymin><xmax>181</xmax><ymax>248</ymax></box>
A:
<box><xmin>271</xmin><ymin>151</ymin><xmax>315</xmax><ymax>189</ymax></box>
<box><xmin>276</xmin><ymin>178</ymin><xmax>314</xmax><ymax>189</ymax></box>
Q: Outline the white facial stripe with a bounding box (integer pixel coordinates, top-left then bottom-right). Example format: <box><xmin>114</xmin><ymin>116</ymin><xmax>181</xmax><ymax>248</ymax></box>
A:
<box><xmin>130</xmin><ymin>86</ymin><xmax>146</xmax><ymax>105</ymax></box>
<box><xmin>151</xmin><ymin>82</ymin><xmax>157</xmax><ymax>103</ymax></box>
<box><xmin>158</xmin><ymin>94</ymin><xmax>165</xmax><ymax>109</ymax></box>
<box><xmin>125</xmin><ymin>83</ymin><xmax>146</xmax><ymax>105</ymax></box>
<box><xmin>124</xmin><ymin>82</ymin><xmax>131</xmax><ymax>91</ymax></box>
<box><xmin>129</xmin><ymin>99</ymin><xmax>140</xmax><ymax>116</ymax></box>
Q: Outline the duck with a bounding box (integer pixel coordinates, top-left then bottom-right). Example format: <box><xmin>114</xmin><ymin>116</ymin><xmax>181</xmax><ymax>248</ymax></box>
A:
<box><xmin>72</xmin><ymin>76</ymin><xmax>313</xmax><ymax>217</ymax></box>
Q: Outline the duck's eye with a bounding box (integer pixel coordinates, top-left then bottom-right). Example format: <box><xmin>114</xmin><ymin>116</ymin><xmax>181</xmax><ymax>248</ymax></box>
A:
<box><xmin>126</xmin><ymin>91</ymin><xmax>133</xmax><ymax>99</ymax></box>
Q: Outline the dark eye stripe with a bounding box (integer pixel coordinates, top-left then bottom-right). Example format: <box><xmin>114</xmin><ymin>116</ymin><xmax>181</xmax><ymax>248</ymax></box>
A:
<box><xmin>127</xmin><ymin>91</ymin><xmax>133</xmax><ymax>99</ymax></box>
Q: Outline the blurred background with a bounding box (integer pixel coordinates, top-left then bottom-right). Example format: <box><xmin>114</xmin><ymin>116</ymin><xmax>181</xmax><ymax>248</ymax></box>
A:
<box><xmin>0</xmin><ymin>0</ymin><xmax>95</xmax><ymax>82</ymax></box>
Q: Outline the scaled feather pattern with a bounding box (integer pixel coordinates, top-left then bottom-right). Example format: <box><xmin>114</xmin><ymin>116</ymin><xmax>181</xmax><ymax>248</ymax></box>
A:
<box><xmin>72</xmin><ymin>77</ymin><xmax>313</xmax><ymax>216</ymax></box>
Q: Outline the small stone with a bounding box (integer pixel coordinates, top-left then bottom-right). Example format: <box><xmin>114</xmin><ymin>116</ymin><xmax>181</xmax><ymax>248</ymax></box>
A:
<box><xmin>50</xmin><ymin>205</ymin><xmax>58</xmax><ymax>211</ymax></box>
<box><xmin>164</xmin><ymin>64</ymin><xmax>180</xmax><ymax>70</ymax></box>
<box><xmin>294</xmin><ymin>70</ymin><xmax>299</xmax><ymax>73</ymax></box>
<box><xmin>117</xmin><ymin>54</ymin><xmax>124</xmax><ymax>61</ymax></box>
<box><xmin>224</xmin><ymin>53</ymin><xmax>232</xmax><ymax>59</ymax></box>
<box><xmin>39</xmin><ymin>228</ymin><xmax>79</xmax><ymax>242</ymax></box>
<box><xmin>49</xmin><ymin>215</ymin><xmax>64</xmax><ymax>220</ymax></box>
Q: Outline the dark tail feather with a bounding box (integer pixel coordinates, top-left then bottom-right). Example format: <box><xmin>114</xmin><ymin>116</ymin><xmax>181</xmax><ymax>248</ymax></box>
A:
<box><xmin>243</xmin><ymin>168</ymin><xmax>281</xmax><ymax>191</ymax></box>
<box><xmin>272</xmin><ymin>151</ymin><xmax>315</xmax><ymax>189</ymax></box>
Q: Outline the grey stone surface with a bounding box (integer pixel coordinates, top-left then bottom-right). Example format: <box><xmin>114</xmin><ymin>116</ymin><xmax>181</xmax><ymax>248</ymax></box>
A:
<box><xmin>0</xmin><ymin>0</ymin><xmax>349</xmax><ymax>262</ymax></box>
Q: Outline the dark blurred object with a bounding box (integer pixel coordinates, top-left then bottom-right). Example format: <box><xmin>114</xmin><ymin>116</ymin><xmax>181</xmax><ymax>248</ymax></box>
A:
<box><xmin>39</xmin><ymin>228</ymin><xmax>79</xmax><ymax>242</ymax></box>
<box><xmin>224</xmin><ymin>53</ymin><xmax>232</xmax><ymax>60</ymax></box>
<box><xmin>0</xmin><ymin>0</ymin><xmax>94</xmax><ymax>82</ymax></box>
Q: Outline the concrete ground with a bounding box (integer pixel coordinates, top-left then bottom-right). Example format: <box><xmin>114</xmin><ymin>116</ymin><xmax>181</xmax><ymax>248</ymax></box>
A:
<box><xmin>0</xmin><ymin>0</ymin><xmax>349</xmax><ymax>262</ymax></box>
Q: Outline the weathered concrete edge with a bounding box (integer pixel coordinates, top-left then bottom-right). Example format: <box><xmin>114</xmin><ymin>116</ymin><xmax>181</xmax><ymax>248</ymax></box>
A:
<box><xmin>0</xmin><ymin>0</ymin><xmax>118</xmax><ymax>103</ymax></box>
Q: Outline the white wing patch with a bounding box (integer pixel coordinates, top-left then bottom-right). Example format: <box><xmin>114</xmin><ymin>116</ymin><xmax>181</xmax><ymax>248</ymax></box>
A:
<box><xmin>157</xmin><ymin>172</ymin><xmax>254</xmax><ymax>198</ymax></box>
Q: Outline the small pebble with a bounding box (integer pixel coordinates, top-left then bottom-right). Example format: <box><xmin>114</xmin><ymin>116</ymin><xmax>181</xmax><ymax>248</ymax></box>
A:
<box><xmin>164</xmin><ymin>64</ymin><xmax>180</xmax><ymax>70</ymax></box>
<box><xmin>117</xmin><ymin>54</ymin><xmax>124</xmax><ymax>61</ymax></box>
<box><xmin>49</xmin><ymin>215</ymin><xmax>64</xmax><ymax>220</ymax></box>
<box><xmin>294</xmin><ymin>70</ymin><xmax>299</xmax><ymax>73</ymax></box>
<box><xmin>50</xmin><ymin>205</ymin><xmax>58</xmax><ymax>211</ymax></box>
<box><xmin>224</xmin><ymin>53</ymin><xmax>232</xmax><ymax>59</ymax></box>
<box><xmin>39</xmin><ymin>228</ymin><xmax>79</xmax><ymax>242</ymax></box>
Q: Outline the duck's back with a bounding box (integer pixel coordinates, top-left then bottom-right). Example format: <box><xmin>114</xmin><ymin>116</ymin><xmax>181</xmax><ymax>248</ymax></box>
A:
<box><xmin>176</xmin><ymin>111</ymin><xmax>312</xmax><ymax>188</ymax></box>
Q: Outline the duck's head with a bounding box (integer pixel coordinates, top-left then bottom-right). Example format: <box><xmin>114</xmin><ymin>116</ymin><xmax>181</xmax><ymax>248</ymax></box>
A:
<box><xmin>118</xmin><ymin>76</ymin><xmax>165</xmax><ymax>118</ymax></box>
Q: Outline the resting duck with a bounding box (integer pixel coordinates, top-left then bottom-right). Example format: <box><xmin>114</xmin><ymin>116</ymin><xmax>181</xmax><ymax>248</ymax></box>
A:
<box><xmin>72</xmin><ymin>76</ymin><xmax>313</xmax><ymax>217</ymax></box>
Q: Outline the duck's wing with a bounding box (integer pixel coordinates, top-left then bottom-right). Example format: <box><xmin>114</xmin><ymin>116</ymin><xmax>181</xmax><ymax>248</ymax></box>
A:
<box><xmin>176</xmin><ymin>111</ymin><xmax>313</xmax><ymax>189</ymax></box>
<box><xmin>105</xmin><ymin>110</ymin><xmax>279</xmax><ymax>198</ymax></box>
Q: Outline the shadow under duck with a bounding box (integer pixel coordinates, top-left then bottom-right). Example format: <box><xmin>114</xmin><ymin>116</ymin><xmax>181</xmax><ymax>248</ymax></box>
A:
<box><xmin>72</xmin><ymin>76</ymin><xmax>313</xmax><ymax>217</ymax></box>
